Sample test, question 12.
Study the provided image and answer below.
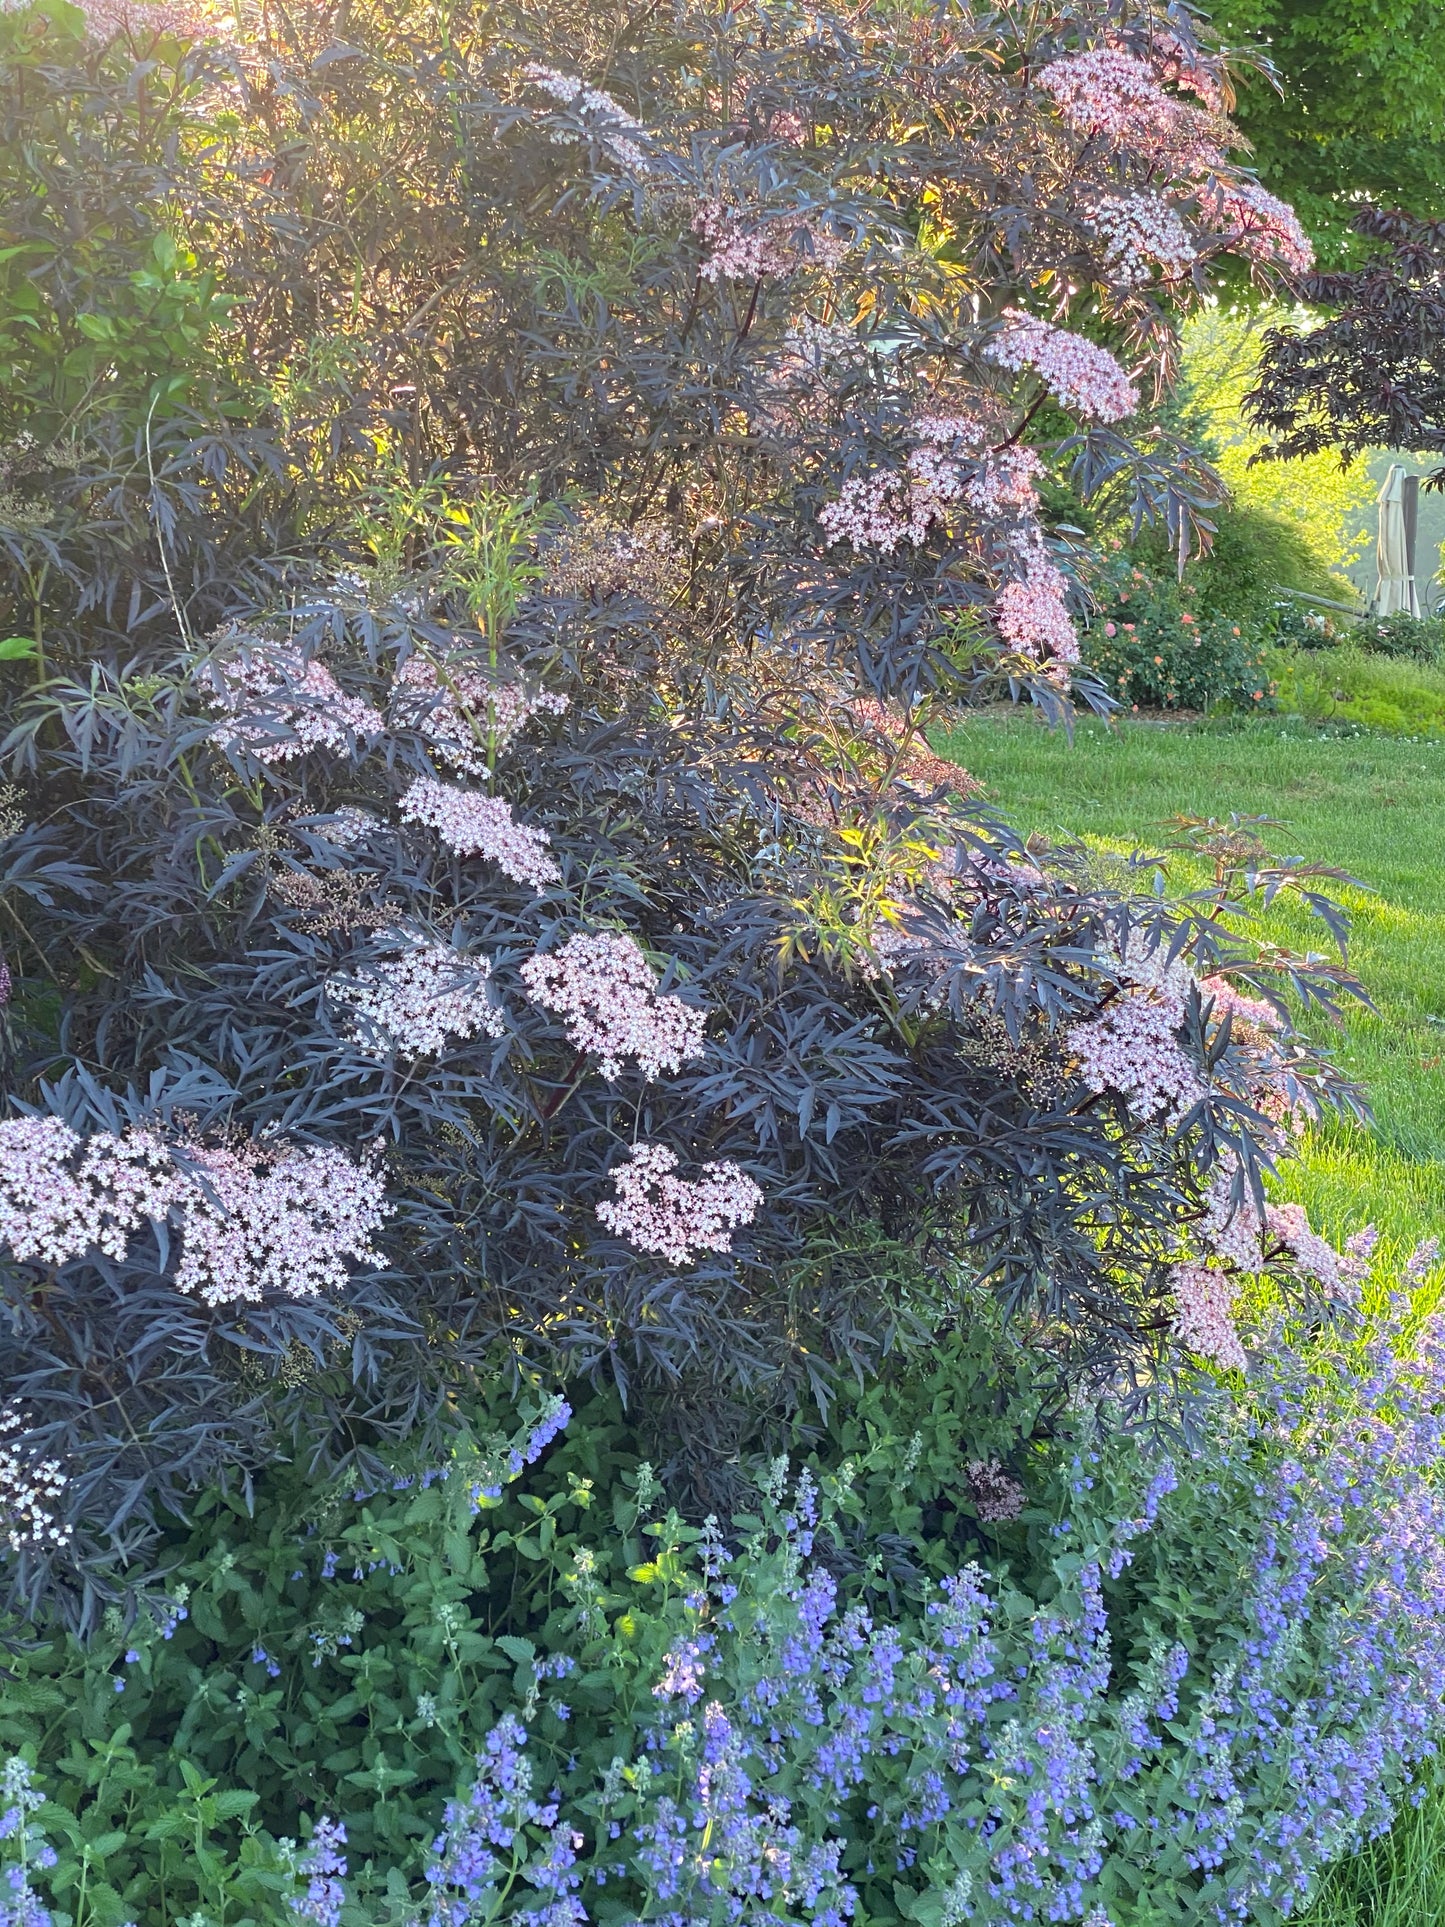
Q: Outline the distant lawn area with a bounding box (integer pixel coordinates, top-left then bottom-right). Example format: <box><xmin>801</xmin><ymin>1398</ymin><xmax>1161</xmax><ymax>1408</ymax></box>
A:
<box><xmin>937</xmin><ymin>710</ymin><xmax>1445</xmax><ymax>1258</ymax></box>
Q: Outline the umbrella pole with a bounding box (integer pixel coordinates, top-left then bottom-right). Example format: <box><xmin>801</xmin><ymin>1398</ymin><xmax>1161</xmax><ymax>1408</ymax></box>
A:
<box><xmin>1404</xmin><ymin>474</ymin><xmax>1421</xmax><ymax>617</ymax></box>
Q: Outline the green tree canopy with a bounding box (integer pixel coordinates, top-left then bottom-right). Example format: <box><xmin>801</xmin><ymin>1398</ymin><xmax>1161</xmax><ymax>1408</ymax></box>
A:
<box><xmin>1213</xmin><ymin>0</ymin><xmax>1445</xmax><ymax>262</ymax></box>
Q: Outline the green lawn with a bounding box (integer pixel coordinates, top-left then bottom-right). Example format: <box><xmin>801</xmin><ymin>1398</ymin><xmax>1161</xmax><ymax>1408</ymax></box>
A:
<box><xmin>936</xmin><ymin>709</ymin><xmax>1445</xmax><ymax>1259</ymax></box>
<box><xmin>936</xmin><ymin>707</ymin><xmax>1445</xmax><ymax>1924</ymax></box>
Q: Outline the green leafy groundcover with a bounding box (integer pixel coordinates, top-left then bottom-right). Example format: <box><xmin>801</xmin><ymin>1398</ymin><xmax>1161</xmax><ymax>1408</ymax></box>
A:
<box><xmin>4</xmin><ymin>1282</ymin><xmax>1445</xmax><ymax>1927</ymax></box>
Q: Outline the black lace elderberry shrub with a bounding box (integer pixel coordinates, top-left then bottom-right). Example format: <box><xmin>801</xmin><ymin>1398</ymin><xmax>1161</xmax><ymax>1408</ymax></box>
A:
<box><xmin>1247</xmin><ymin>207</ymin><xmax>1445</xmax><ymax>477</ymax></box>
<box><xmin>0</xmin><ymin>0</ymin><xmax>1362</xmax><ymax>1623</ymax></box>
<box><xmin>0</xmin><ymin>580</ymin><xmax>1364</xmax><ymax>1625</ymax></box>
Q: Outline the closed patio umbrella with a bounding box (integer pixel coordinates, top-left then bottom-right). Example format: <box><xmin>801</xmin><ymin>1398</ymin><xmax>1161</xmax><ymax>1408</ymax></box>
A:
<box><xmin>1373</xmin><ymin>462</ymin><xmax>1421</xmax><ymax>616</ymax></box>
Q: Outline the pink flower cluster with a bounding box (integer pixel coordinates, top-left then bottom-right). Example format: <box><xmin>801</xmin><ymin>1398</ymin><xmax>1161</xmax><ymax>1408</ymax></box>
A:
<box><xmin>333</xmin><ymin>931</ymin><xmax>505</xmax><ymax>1058</ymax></box>
<box><xmin>1200</xmin><ymin>1162</ymin><xmax>1267</xmax><ymax>1271</ymax></box>
<box><xmin>596</xmin><ymin>1142</ymin><xmax>762</xmax><ymax>1266</ymax></box>
<box><xmin>1198</xmin><ymin>1159</ymin><xmax>1371</xmax><ymax>1301</ymax></box>
<box><xmin>967</xmin><ymin>1458</ymin><xmax>1026</xmax><ymax>1522</ymax></box>
<box><xmin>0</xmin><ymin>1406</ymin><xmax>72</xmax><ymax>1554</ymax></box>
<box><xmin>176</xmin><ymin>1142</ymin><xmax>387</xmax><ymax>1306</ymax></box>
<box><xmin>74</xmin><ymin>0</ymin><xmax>213</xmax><ymax>42</ymax></box>
<box><xmin>521</xmin><ymin>931</ymin><xmax>707</xmax><ymax>1080</ymax></box>
<box><xmin>1264</xmin><ymin>1201</ymin><xmax>1357</xmax><ymax>1299</ymax></box>
<box><xmin>1068</xmin><ymin>937</ymin><xmax>1203</xmax><ymax>1125</ymax></box>
<box><xmin>907</xmin><ymin>415</ymin><xmax>1043</xmax><ymax>519</ymax></box>
<box><xmin>818</xmin><ymin>472</ymin><xmax>925</xmax><ymax>555</ymax></box>
<box><xmin>994</xmin><ymin>552</ymin><xmax>1081</xmax><ymax>668</ymax></box>
<box><xmin>0</xmin><ymin>1117</ymin><xmax>388</xmax><ymax>1307</ymax></box>
<box><xmin>391</xmin><ymin>657</ymin><xmax>567</xmax><ymax>776</ymax></box>
<box><xmin>522</xmin><ymin>64</ymin><xmax>651</xmax><ymax>174</ymax></box>
<box><xmin>1197</xmin><ymin>178</ymin><xmax>1314</xmax><ymax>275</ymax></box>
<box><xmin>820</xmin><ymin>417</ymin><xmax>1042</xmax><ymax>556</ymax></box>
<box><xmin>1090</xmin><ymin>193</ymin><xmax>1196</xmax><ymax>288</ymax></box>
<box><xmin>988</xmin><ymin>309</ymin><xmax>1138</xmax><ymax>424</ymax></box>
<box><xmin>693</xmin><ymin>203</ymin><xmax>849</xmax><ymax>282</ymax></box>
<box><xmin>1036</xmin><ymin>48</ymin><xmax>1170</xmax><ymax>140</ymax></box>
<box><xmin>1172</xmin><ymin>1261</ymin><xmax>1247</xmax><ymax>1371</ymax></box>
<box><xmin>206</xmin><ymin>642</ymin><xmax>383</xmax><ymax>765</ymax></box>
<box><xmin>1143</xmin><ymin>26</ymin><xmax>1226</xmax><ymax>110</ymax></box>
<box><xmin>960</xmin><ymin>446</ymin><xmax>1046</xmax><ymax>517</ymax></box>
<box><xmin>1198</xmin><ymin>974</ymin><xmax>1283</xmax><ymax>1034</ymax></box>
<box><xmin>1035</xmin><ymin>49</ymin><xmax>1227</xmax><ymax>173</ymax></box>
<box><xmin>0</xmin><ymin>1116</ymin><xmax>178</xmax><ymax>1266</ymax></box>
<box><xmin>399</xmin><ymin>777</ymin><xmax>560</xmax><ymax>891</ymax></box>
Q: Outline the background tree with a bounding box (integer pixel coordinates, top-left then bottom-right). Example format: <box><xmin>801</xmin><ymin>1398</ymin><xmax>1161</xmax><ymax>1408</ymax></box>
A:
<box><xmin>1212</xmin><ymin>0</ymin><xmax>1445</xmax><ymax>264</ymax></box>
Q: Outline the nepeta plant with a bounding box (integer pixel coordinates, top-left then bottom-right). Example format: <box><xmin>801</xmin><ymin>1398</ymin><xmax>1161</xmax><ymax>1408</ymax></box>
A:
<box><xmin>5</xmin><ymin>1262</ymin><xmax>1445</xmax><ymax>1927</ymax></box>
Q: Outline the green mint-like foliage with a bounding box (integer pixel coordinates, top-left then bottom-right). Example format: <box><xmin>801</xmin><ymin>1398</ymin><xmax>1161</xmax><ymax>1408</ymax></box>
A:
<box><xmin>4</xmin><ymin>1269</ymin><xmax>1445</xmax><ymax>1927</ymax></box>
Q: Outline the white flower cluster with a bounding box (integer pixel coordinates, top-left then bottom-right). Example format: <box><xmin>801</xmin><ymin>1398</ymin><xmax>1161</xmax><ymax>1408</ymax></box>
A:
<box><xmin>0</xmin><ymin>1117</ymin><xmax>389</xmax><ymax>1308</ymax></box>
<box><xmin>333</xmin><ymin>930</ymin><xmax>505</xmax><ymax>1058</ymax></box>
<box><xmin>1089</xmin><ymin>193</ymin><xmax>1196</xmax><ymax>288</ymax></box>
<box><xmin>0</xmin><ymin>1406</ymin><xmax>73</xmax><ymax>1554</ymax></box>
<box><xmin>988</xmin><ymin>309</ymin><xmax>1138</xmax><ymax>424</ymax></box>
<box><xmin>821</xmin><ymin>416</ymin><xmax>1033</xmax><ymax>557</ymax></box>
<box><xmin>312</xmin><ymin>806</ymin><xmax>383</xmax><ymax>850</ymax></box>
<box><xmin>521</xmin><ymin>64</ymin><xmax>652</xmax><ymax>175</ymax></box>
<box><xmin>596</xmin><ymin>1142</ymin><xmax>762</xmax><ymax>1266</ymax></box>
<box><xmin>390</xmin><ymin>657</ymin><xmax>568</xmax><ymax>776</ymax></box>
<box><xmin>783</xmin><ymin>317</ymin><xmax>864</xmax><ymax>368</ymax></box>
<box><xmin>205</xmin><ymin>641</ymin><xmax>383</xmax><ymax>765</ymax></box>
<box><xmin>522</xmin><ymin>931</ymin><xmax>707</xmax><ymax>1080</ymax></box>
<box><xmin>399</xmin><ymin>777</ymin><xmax>561</xmax><ymax>891</ymax></box>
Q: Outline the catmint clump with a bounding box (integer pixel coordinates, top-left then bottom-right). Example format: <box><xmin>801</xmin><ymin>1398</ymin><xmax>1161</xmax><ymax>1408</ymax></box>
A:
<box><xmin>0</xmin><ymin>1758</ymin><xmax>57</xmax><ymax>1927</ymax></box>
<box><xmin>280</xmin><ymin>1817</ymin><xmax>349</xmax><ymax>1927</ymax></box>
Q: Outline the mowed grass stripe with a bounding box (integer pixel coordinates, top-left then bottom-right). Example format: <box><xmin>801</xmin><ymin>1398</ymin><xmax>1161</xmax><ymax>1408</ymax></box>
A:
<box><xmin>936</xmin><ymin>711</ymin><xmax>1445</xmax><ymax>1254</ymax></box>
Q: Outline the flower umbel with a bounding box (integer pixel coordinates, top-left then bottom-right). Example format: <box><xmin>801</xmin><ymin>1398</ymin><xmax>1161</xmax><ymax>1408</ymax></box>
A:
<box><xmin>333</xmin><ymin>930</ymin><xmax>506</xmax><ymax>1058</ymax></box>
<box><xmin>596</xmin><ymin>1143</ymin><xmax>762</xmax><ymax>1265</ymax></box>
<box><xmin>521</xmin><ymin>931</ymin><xmax>707</xmax><ymax>1080</ymax></box>
<box><xmin>400</xmin><ymin>777</ymin><xmax>561</xmax><ymax>891</ymax></box>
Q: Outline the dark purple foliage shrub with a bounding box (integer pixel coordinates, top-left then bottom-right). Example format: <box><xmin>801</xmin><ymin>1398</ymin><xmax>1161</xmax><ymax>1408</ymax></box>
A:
<box><xmin>1247</xmin><ymin>207</ymin><xmax>1445</xmax><ymax>478</ymax></box>
<box><xmin>0</xmin><ymin>0</ymin><xmax>1359</xmax><ymax>1623</ymax></box>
